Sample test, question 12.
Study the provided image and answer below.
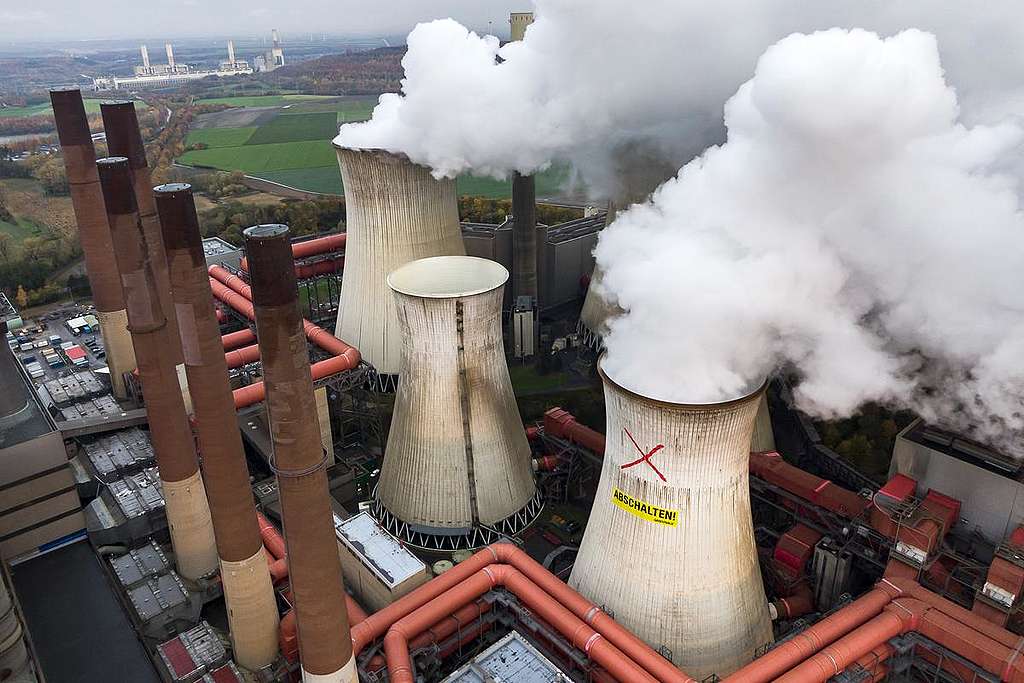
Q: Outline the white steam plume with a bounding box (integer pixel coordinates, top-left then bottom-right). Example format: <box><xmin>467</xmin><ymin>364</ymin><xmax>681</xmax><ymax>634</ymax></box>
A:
<box><xmin>336</xmin><ymin>1</ymin><xmax>1024</xmax><ymax>197</ymax></box>
<box><xmin>596</xmin><ymin>28</ymin><xmax>1024</xmax><ymax>447</ymax></box>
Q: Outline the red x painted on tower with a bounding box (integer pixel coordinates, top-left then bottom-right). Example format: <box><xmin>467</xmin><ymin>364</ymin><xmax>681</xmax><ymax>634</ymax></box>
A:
<box><xmin>620</xmin><ymin>428</ymin><xmax>667</xmax><ymax>482</ymax></box>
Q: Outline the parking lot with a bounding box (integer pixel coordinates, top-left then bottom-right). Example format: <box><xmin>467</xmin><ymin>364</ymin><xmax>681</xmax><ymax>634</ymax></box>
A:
<box><xmin>5</xmin><ymin>303</ymin><xmax>111</xmax><ymax>387</ymax></box>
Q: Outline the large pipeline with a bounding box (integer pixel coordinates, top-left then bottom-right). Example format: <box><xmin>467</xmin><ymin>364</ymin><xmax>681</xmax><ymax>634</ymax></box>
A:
<box><xmin>50</xmin><ymin>89</ymin><xmax>136</xmax><ymax>398</ymax></box>
<box><xmin>349</xmin><ymin>543</ymin><xmax>693</xmax><ymax>683</ymax></box>
<box><xmin>205</xmin><ymin>265</ymin><xmax>359</xmax><ymax>409</ymax></box>
<box><xmin>384</xmin><ymin>565</ymin><xmax>657</xmax><ymax>683</ymax></box>
<box><xmin>154</xmin><ymin>184</ymin><xmax>279</xmax><ymax>670</ymax></box>
<box><xmin>244</xmin><ymin>224</ymin><xmax>355</xmax><ymax>683</ymax></box>
<box><xmin>511</xmin><ymin>172</ymin><xmax>538</xmax><ymax>304</ymax></box>
<box><xmin>239</xmin><ymin>233</ymin><xmax>346</xmax><ymax>272</ymax></box>
<box><xmin>101</xmin><ymin>101</ymin><xmax>183</xmax><ymax>368</ymax></box>
<box><xmin>96</xmin><ymin>158</ymin><xmax>218</xmax><ymax>581</ymax></box>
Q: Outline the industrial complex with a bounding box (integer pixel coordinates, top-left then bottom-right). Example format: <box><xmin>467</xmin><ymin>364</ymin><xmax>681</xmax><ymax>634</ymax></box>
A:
<box><xmin>92</xmin><ymin>30</ymin><xmax>284</xmax><ymax>91</ymax></box>
<box><xmin>4</xmin><ymin>12</ymin><xmax>1024</xmax><ymax>683</ymax></box>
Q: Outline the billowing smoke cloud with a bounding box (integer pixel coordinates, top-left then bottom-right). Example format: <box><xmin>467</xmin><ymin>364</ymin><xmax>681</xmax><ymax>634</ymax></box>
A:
<box><xmin>337</xmin><ymin>1</ymin><xmax>1024</xmax><ymax>197</ymax></box>
<box><xmin>597</xmin><ymin>29</ymin><xmax>1024</xmax><ymax>446</ymax></box>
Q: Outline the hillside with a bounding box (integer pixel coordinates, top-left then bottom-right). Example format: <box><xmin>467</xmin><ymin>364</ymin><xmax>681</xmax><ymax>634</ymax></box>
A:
<box><xmin>267</xmin><ymin>46</ymin><xmax>405</xmax><ymax>95</ymax></box>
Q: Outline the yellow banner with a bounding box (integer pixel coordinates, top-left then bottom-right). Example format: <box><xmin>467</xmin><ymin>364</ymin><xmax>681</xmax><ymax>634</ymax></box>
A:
<box><xmin>611</xmin><ymin>487</ymin><xmax>679</xmax><ymax>527</ymax></box>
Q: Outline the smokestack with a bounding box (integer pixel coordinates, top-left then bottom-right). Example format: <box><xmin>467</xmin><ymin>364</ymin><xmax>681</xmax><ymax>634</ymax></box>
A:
<box><xmin>140</xmin><ymin>44</ymin><xmax>151</xmax><ymax>70</ymax></box>
<box><xmin>154</xmin><ymin>184</ymin><xmax>279</xmax><ymax>670</ymax></box>
<box><xmin>227</xmin><ymin>40</ymin><xmax>236</xmax><ymax>65</ymax></box>
<box><xmin>332</xmin><ymin>147</ymin><xmax>465</xmax><ymax>385</ymax></box>
<box><xmin>511</xmin><ymin>173</ymin><xmax>538</xmax><ymax>306</ymax></box>
<box><xmin>509</xmin><ymin>12</ymin><xmax>535</xmax><ymax>42</ymax></box>
<box><xmin>49</xmin><ymin>88</ymin><xmax>137</xmax><ymax>399</ymax></box>
<box><xmin>569</xmin><ymin>356</ymin><xmax>772</xmax><ymax>679</ymax></box>
<box><xmin>101</xmin><ymin>101</ymin><xmax>189</xmax><ymax>406</ymax></box>
<box><xmin>244</xmin><ymin>224</ymin><xmax>355</xmax><ymax>683</ymax></box>
<box><xmin>377</xmin><ymin>256</ymin><xmax>540</xmax><ymax>549</ymax></box>
<box><xmin>96</xmin><ymin>157</ymin><xmax>218</xmax><ymax>581</ymax></box>
<box><xmin>0</xmin><ymin>320</ymin><xmax>30</xmax><ymax>426</ymax></box>
<box><xmin>165</xmin><ymin>43</ymin><xmax>175</xmax><ymax>68</ymax></box>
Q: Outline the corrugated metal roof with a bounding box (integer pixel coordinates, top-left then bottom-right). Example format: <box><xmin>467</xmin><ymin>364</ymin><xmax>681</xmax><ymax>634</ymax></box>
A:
<box><xmin>443</xmin><ymin>632</ymin><xmax>569</xmax><ymax>682</ymax></box>
<box><xmin>335</xmin><ymin>512</ymin><xmax>425</xmax><ymax>589</ymax></box>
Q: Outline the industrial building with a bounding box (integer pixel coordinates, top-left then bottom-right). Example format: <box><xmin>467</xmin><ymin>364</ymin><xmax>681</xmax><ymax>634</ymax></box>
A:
<box><xmin>93</xmin><ymin>39</ymin><xmax>255</xmax><ymax>91</ymax></box>
<box><xmin>3</xmin><ymin>63</ymin><xmax>1024</xmax><ymax>683</ymax></box>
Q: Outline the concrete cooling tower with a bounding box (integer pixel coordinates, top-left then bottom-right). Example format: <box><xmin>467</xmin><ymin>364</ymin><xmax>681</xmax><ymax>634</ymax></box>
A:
<box><xmin>373</xmin><ymin>256</ymin><xmax>542</xmax><ymax>550</ymax></box>
<box><xmin>333</xmin><ymin>148</ymin><xmax>466</xmax><ymax>389</ymax></box>
<box><xmin>569</xmin><ymin>356</ymin><xmax>772</xmax><ymax>679</ymax></box>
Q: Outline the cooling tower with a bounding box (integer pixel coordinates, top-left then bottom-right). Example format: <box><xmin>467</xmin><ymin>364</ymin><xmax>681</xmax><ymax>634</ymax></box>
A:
<box><xmin>578</xmin><ymin>202</ymin><xmax>624</xmax><ymax>348</ymax></box>
<box><xmin>333</xmin><ymin>147</ymin><xmax>465</xmax><ymax>387</ymax></box>
<box><xmin>374</xmin><ymin>256</ymin><xmax>541</xmax><ymax>550</ymax></box>
<box><xmin>569</xmin><ymin>357</ymin><xmax>772</xmax><ymax>679</ymax></box>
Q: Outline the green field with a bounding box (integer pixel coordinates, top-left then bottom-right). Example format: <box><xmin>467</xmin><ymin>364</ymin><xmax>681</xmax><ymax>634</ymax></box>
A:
<box><xmin>246</xmin><ymin>112</ymin><xmax>340</xmax><ymax>145</ymax></box>
<box><xmin>0</xmin><ymin>217</ymin><xmax>42</xmax><ymax>250</ymax></box>
<box><xmin>178</xmin><ymin>97</ymin><xmax>569</xmax><ymax>198</ymax></box>
<box><xmin>196</xmin><ymin>95</ymin><xmax>336</xmax><ymax>108</ymax></box>
<box><xmin>186</xmin><ymin>127</ymin><xmax>258</xmax><ymax>149</ymax></box>
<box><xmin>0</xmin><ymin>99</ymin><xmax>145</xmax><ymax>119</ymax></box>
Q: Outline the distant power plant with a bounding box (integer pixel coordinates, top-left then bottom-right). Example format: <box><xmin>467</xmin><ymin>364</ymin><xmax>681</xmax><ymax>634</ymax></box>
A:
<box><xmin>92</xmin><ymin>32</ymin><xmax>286</xmax><ymax>91</ymax></box>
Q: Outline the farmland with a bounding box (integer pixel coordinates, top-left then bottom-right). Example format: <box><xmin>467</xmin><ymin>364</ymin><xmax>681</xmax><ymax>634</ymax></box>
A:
<box><xmin>0</xmin><ymin>99</ymin><xmax>146</xmax><ymax>119</ymax></box>
<box><xmin>176</xmin><ymin>94</ymin><xmax>572</xmax><ymax>199</ymax></box>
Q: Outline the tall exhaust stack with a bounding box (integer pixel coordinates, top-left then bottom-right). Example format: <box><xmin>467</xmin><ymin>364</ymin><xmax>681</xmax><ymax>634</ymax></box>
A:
<box><xmin>101</xmin><ymin>101</ymin><xmax>189</xmax><ymax>408</ymax></box>
<box><xmin>245</xmin><ymin>224</ymin><xmax>355</xmax><ymax>683</ymax></box>
<box><xmin>375</xmin><ymin>256</ymin><xmax>541</xmax><ymax>549</ymax></box>
<box><xmin>140</xmin><ymin>45</ymin><xmax>151</xmax><ymax>70</ymax></box>
<box><xmin>227</xmin><ymin>40</ymin><xmax>236</xmax><ymax>65</ymax></box>
<box><xmin>165</xmin><ymin>43</ymin><xmax>175</xmax><ymax>68</ymax></box>
<box><xmin>508</xmin><ymin>13</ymin><xmax>538</xmax><ymax>312</ymax></box>
<box><xmin>332</xmin><ymin>147</ymin><xmax>465</xmax><ymax>386</ymax></box>
<box><xmin>50</xmin><ymin>88</ymin><xmax>136</xmax><ymax>399</ymax></box>
<box><xmin>155</xmin><ymin>184</ymin><xmax>279</xmax><ymax>670</ymax></box>
<box><xmin>569</xmin><ymin>356</ymin><xmax>772</xmax><ymax>678</ymax></box>
<box><xmin>97</xmin><ymin>157</ymin><xmax>218</xmax><ymax>581</ymax></box>
<box><xmin>509</xmin><ymin>11</ymin><xmax>534</xmax><ymax>42</ymax></box>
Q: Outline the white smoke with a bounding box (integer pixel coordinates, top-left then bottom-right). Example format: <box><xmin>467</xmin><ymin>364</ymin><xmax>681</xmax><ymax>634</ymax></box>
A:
<box><xmin>597</xmin><ymin>28</ymin><xmax>1024</xmax><ymax>446</ymax></box>
<box><xmin>336</xmin><ymin>1</ymin><xmax>1024</xmax><ymax>197</ymax></box>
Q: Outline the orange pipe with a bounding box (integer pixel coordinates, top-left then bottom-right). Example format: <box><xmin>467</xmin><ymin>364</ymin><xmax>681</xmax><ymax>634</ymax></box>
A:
<box><xmin>240</xmin><ymin>233</ymin><xmax>346</xmax><ymax>271</ymax></box>
<box><xmin>723</xmin><ymin>585</ymin><xmax>896</xmax><ymax>682</ymax></box>
<box><xmin>772</xmin><ymin>583</ymin><xmax>815</xmax><ymax>620</ymax></box>
<box><xmin>775</xmin><ymin>599</ymin><xmax>923</xmax><ymax>682</ymax></box>
<box><xmin>350</xmin><ymin>544</ymin><xmax>692</xmax><ymax>683</ymax></box>
<box><xmin>383</xmin><ymin>565</ymin><xmax>659</xmax><ymax>683</ymax></box>
<box><xmin>221</xmin><ymin>328</ymin><xmax>256</xmax><ymax>350</ymax></box>
<box><xmin>257</xmin><ymin>511</ymin><xmax>287</xmax><ymax>560</ymax></box>
<box><xmin>208</xmin><ymin>267</ymin><xmax>360</xmax><ymax>409</ymax></box>
<box><xmin>224</xmin><ymin>343</ymin><xmax>260</xmax><ymax>369</ymax></box>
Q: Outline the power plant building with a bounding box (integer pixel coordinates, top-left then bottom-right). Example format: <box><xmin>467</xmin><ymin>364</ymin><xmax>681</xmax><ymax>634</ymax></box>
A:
<box><xmin>94</xmin><ymin>40</ymin><xmax>253</xmax><ymax>91</ymax></box>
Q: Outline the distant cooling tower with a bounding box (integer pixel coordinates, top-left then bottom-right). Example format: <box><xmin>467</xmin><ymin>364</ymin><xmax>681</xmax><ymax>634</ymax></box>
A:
<box><xmin>569</xmin><ymin>357</ymin><xmax>772</xmax><ymax>678</ymax></box>
<box><xmin>333</xmin><ymin>148</ymin><xmax>466</xmax><ymax>388</ymax></box>
<box><xmin>373</xmin><ymin>256</ymin><xmax>541</xmax><ymax>549</ymax></box>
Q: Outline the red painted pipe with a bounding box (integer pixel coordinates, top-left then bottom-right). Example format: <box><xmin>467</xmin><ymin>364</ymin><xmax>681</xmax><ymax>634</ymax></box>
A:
<box><xmin>240</xmin><ymin>233</ymin><xmax>346</xmax><ymax>272</ymax></box>
<box><xmin>383</xmin><ymin>565</ymin><xmax>659</xmax><ymax>683</ymax></box>
<box><xmin>350</xmin><ymin>544</ymin><xmax>693</xmax><ymax>683</ymax></box>
<box><xmin>206</xmin><ymin>267</ymin><xmax>360</xmax><ymax>409</ymax></box>
<box><xmin>775</xmin><ymin>599</ymin><xmax>924</xmax><ymax>682</ymax></box>
<box><xmin>224</xmin><ymin>344</ymin><xmax>260</xmax><ymax>369</ymax></box>
<box><xmin>723</xmin><ymin>585</ymin><xmax>897</xmax><ymax>682</ymax></box>
<box><xmin>222</xmin><ymin>328</ymin><xmax>256</xmax><ymax>350</ymax></box>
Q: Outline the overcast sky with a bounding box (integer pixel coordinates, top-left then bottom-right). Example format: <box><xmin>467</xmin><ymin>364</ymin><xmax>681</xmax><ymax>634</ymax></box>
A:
<box><xmin>0</xmin><ymin>1</ymin><xmax>520</xmax><ymax>42</ymax></box>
